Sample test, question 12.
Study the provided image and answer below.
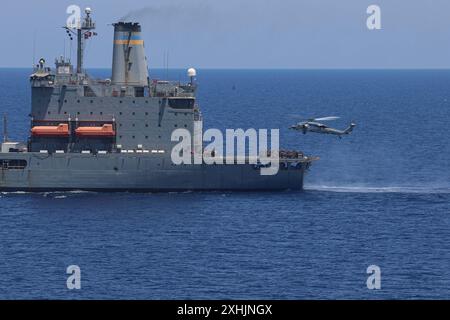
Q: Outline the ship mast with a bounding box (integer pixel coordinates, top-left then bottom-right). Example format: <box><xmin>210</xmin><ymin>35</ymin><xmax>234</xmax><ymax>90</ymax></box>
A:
<box><xmin>78</xmin><ymin>8</ymin><xmax>96</xmax><ymax>74</ymax></box>
<box><xmin>76</xmin><ymin>26</ymin><xmax>82</xmax><ymax>74</ymax></box>
<box><xmin>65</xmin><ymin>8</ymin><xmax>96</xmax><ymax>75</ymax></box>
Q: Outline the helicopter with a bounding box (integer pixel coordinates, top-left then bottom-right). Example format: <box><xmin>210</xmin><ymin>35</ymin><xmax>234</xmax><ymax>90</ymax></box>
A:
<box><xmin>290</xmin><ymin>116</ymin><xmax>356</xmax><ymax>138</ymax></box>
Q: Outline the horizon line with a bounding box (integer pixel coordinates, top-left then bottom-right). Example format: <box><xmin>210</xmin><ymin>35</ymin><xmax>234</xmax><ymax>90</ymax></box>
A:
<box><xmin>3</xmin><ymin>67</ymin><xmax>450</xmax><ymax>71</ymax></box>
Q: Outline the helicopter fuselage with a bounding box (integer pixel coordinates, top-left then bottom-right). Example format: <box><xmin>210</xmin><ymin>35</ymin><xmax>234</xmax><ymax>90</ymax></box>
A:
<box><xmin>291</xmin><ymin>121</ymin><xmax>355</xmax><ymax>137</ymax></box>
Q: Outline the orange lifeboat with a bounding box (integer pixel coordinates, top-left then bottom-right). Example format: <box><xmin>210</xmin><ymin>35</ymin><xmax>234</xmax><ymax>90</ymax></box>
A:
<box><xmin>31</xmin><ymin>123</ymin><xmax>70</xmax><ymax>137</ymax></box>
<box><xmin>75</xmin><ymin>124</ymin><xmax>115</xmax><ymax>137</ymax></box>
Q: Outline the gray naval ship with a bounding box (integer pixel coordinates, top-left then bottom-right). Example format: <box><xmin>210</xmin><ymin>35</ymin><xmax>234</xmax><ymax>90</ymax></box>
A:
<box><xmin>0</xmin><ymin>9</ymin><xmax>316</xmax><ymax>192</ymax></box>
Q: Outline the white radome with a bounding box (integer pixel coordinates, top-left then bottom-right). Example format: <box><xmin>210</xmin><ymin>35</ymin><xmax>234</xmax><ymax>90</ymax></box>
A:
<box><xmin>85</xmin><ymin>7</ymin><xmax>92</xmax><ymax>14</ymax></box>
<box><xmin>187</xmin><ymin>68</ymin><xmax>197</xmax><ymax>78</ymax></box>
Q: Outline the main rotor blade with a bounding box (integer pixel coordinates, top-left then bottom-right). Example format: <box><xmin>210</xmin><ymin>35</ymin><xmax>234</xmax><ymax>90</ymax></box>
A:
<box><xmin>314</xmin><ymin>116</ymin><xmax>340</xmax><ymax>121</ymax></box>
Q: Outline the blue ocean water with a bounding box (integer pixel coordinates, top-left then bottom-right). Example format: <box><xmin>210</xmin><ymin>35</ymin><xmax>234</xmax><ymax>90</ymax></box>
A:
<box><xmin>0</xmin><ymin>69</ymin><xmax>449</xmax><ymax>299</ymax></box>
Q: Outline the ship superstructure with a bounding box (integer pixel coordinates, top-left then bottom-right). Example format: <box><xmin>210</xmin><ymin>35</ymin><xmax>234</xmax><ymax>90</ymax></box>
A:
<box><xmin>0</xmin><ymin>9</ymin><xmax>315</xmax><ymax>191</ymax></box>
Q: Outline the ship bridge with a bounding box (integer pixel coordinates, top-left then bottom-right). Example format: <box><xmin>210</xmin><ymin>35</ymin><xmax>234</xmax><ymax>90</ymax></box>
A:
<box><xmin>28</xmin><ymin>10</ymin><xmax>201</xmax><ymax>155</ymax></box>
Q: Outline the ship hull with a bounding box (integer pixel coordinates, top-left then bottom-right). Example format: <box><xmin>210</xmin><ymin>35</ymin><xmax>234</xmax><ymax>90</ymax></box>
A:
<box><xmin>0</xmin><ymin>153</ymin><xmax>305</xmax><ymax>192</ymax></box>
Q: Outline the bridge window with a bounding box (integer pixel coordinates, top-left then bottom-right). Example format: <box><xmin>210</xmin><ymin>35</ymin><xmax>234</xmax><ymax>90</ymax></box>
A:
<box><xmin>168</xmin><ymin>98</ymin><xmax>195</xmax><ymax>109</ymax></box>
<box><xmin>134</xmin><ymin>87</ymin><xmax>144</xmax><ymax>97</ymax></box>
<box><xmin>1</xmin><ymin>159</ymin><xmax>27</xmax><ymax>170</ymax></box>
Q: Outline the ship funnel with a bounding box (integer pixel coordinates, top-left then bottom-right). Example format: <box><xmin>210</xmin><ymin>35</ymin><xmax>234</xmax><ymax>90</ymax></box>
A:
<box><xmin>111</xmin><ymin>22</ymin><xmax>149</xmax><ymax>86</ymax></box>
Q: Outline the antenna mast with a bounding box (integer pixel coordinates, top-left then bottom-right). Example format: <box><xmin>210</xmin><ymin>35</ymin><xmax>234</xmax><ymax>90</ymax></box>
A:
<box><xmin>64</xmin><ymin>8</ymin><xmax>96</xmax><ymax>75</ymax></box>
<box><xmin>76</xmin><ymin>23</ymin><xmax>82</xmax><ymax>73</ymax></box>
<box><xmin>77</xmin><ymin>8</ymin><xmax>96</xmax><ymax>74</ymax></box>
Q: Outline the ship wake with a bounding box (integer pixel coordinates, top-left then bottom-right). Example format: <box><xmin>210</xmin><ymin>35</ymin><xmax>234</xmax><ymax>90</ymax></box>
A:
<box><xmin>306</xmin><ymin>185</ymin><xmax>450</xmax><ymax>194</ymax></box>
<box><xmin>1</xmin><ymin>190</ymin><xmax>97</xmax><ymax>197</ymax></box>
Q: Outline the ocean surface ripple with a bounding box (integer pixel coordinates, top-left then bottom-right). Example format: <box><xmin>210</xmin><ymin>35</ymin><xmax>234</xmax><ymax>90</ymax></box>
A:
<box><xmin>0</xmin><ymin>69</ymin><xmax>449</xmax><ymax>299</ymax></box>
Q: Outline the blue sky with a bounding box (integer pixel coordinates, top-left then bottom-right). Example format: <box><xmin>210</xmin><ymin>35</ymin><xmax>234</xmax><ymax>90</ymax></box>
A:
<box><xmin>1</xmin><ymin>0</ymin><xmax>449</xmax><ymax>69</ymax></box>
